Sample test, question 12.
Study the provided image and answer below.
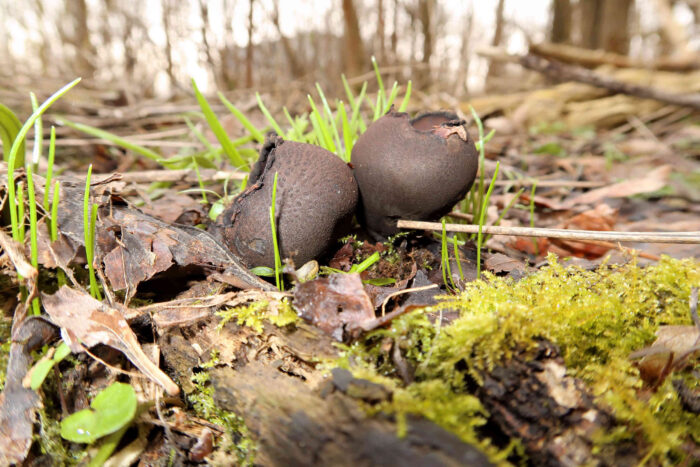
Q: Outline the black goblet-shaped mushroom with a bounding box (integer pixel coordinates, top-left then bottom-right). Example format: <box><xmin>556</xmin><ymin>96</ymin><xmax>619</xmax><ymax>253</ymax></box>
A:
<box><xmin>212</xmin><ymin>136</ymin><xmax>358</xmax><ymax>268</ymax></box>
<box><xmin>351</xmin><ymin>110</ymin><xmax>479</xmax><ymax>239</ymax></box>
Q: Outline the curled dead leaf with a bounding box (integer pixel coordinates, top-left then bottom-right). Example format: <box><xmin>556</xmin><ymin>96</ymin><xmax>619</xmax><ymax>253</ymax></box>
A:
<box><xmin>41</xmin><ymin>286</ymin><xmax>180</xmax><ymax>395</ymax></box>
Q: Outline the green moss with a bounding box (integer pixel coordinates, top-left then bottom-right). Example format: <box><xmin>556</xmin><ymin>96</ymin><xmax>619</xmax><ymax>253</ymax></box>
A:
<box><xmin>341</xmin><ymin>255</ymin><xmax>699</xmax><ymax>465</ymax></box>
<box><xmin>216</xmin><ymin>298</ymin><xmax>299</xmax><ymax>334</ymax></box>
<box><xmin>188</xmin><ymin>352</ymin><xmax>257</xmax><ymax>465</ymax></box>
<box><xmin>0</xmin><ymin>319</ymin><xmax>10</xmax><ymax>391</ymax></box>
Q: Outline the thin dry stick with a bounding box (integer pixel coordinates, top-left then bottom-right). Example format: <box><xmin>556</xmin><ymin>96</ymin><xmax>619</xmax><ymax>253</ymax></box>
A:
<box><xmin>397</xmin><ymin>220</ymin><xmax>700</xmax><ymax>244</ymax></box>
<box><xmin>572</xmin><ymin>239</ymin><xmax>661</xmax><ymax>261</ymax></box>
<box><xmin>92</xmin><ymin>169</ymin><xmax>246</xmax><ymax>184</ymax></box>
<box><xmin>492</xmin><ymin>179</ymin><xmax>606</xmax><ymax>188</ymax></box>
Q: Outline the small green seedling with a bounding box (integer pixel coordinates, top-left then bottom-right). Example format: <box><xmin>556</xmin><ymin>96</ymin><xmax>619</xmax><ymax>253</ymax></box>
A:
<box><xmin>60</xmin><ymin>382</ymin><xmax>137</xmax><ymax>444</ymax></box>
<box><xmin>29</xmin><ymin>341</ymin><xmax>71</xmax><ymax>390</ymax></box>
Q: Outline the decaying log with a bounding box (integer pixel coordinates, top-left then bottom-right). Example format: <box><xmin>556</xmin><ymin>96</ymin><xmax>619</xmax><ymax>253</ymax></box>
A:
<box><xmin>519</xmin><ymin>54</ymin><xmax>700</xmax><ymax>111</ymax></box>
<box><xmin>476</xmin><ymin>340</ymin><xmax>638</xmax><ymax>466</ymax></box>
<box><xmin>161</xmin><ymin>319</ymin><xmax>490</xmax><ymax>466</ymax></box>
<box><xmin>160</xmin><ymin>315</ymin><xmax>643</xmax><ymax>466</ymax></box>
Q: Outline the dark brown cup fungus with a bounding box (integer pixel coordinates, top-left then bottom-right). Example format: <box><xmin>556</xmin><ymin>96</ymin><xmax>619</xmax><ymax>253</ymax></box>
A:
<box><xmin>351</xmin><ymin>110</ymin><xmax>479</xmax><ymax>238</ymax></box>
<box><xmin>212</xmin><ymin>136</ymin><xmax>358</xmax><ymax>269</ymax></box>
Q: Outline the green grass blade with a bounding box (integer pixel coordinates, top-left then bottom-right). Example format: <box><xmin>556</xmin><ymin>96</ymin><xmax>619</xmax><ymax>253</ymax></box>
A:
<box><xmin>307</xmin><ymin>95</ymin><xmax>335</xmax><ymax>152</ymax></box>
<box><xmin>7</xmin><ymin>78</ymin><xmax>81</xmax><ymax>241</ymax></box>
<box><xmin>269</xmin><ymin>172</ymin><xmax>283</xmax><ymax>291</ymax></box>
<box><xmin>350</xmin><ymin>251</ymin><xmax>380</xmax><ymax>274</ymax></box>
<box><xmin>0</xmin><ymin>102</ymin><xmax>25</xmax><ymax>169</ymax></box>
<box><xmin>475</xmin><ymin>129</ymin><xmax>495</xmax><ymax>152</ymax></box>
<box><xmin>43</xmin><ymin>126</ymin><xmax>56</xmax><ymax>210</ymax></box>
<box><xmin>17</xmin><ymin>182</ymin><xmax>25</xmax><ymax>242</ymax></box>
<box><xmin>398</xmin><ymin>80</ymin><xmax>412</xmax><ymax>112</ymax></box>
<box><xmin>30</xmin><ymin>93</ymin><xmax>43</xmax><ymax>168</ymax></box>
<box><xmin>350</xmin><ymin>82</ymin><xmax>368</xmax><ymax>133</ymax></box>
<box><xmin>58</xmin><ymin>119</ymin><xmax>163</xmax><ymax>162</ymax></box>
<box><xmin>26</xmin><ymin>164</ymin><xmax>40</xmax><ymax>315</ymax></box>
<box><xmin>218</xmin><ymin>92</ymin><xmax>265</xmax><ymax>143</ymax></box>
<box><xmin>441</xmin><ymin>218</ymin><xmax>456</xmax><ymax>291</ymax></box>
<box><xmin>315</xmin><ymin>83</ymin><xmax>342</xmax><ymax>155</ymax></box>
<box><xmin>383</xmin><ymin>82</ymin><xmax>399</xmax><ymax>114</ymax></box>
<box><xmin>184</xmin><ymin>116</ymin><xmax>214</xmax><ymax>150</ymax></box>
<box><xmin>485</xmin><ymin>187</ymin><xmax>524</xmax><ymax>243</ymax></box>
<box><xmin>371</xmin><ymin>56</ymin><xmax>385</xmax><ymax>111</ymax></box>
<box><xmin>256</xmin><ymin>92</ymin><xmax>285</xmax><ymax>136</ymax></box>
<box><xmin>372</xmin><ymin>92</ymin><xmax>383</xmax><ymax>121</ymax></box>
<box><xmin>338</xmin><ymin>101</ymin><xmax>352</xmax><ymax>162</ymax></box>
<box><xmin>341</xmin><ymin>74</ymin><xmax>356</xmax><ymax>110</ymax></box>
<box><xmin>476</xmin><ymin>162</ymin><xmax>500</xmax><ymax>279</ymax></box>
<box><xmin>50</xmin><ymin>181</ymin><xmax>60</xmax><ymax>242</ymax></box>
<box><xmin>192</xmin><ymin>79</ymin><xmax>247</xmax><ymax>170</ymax></box>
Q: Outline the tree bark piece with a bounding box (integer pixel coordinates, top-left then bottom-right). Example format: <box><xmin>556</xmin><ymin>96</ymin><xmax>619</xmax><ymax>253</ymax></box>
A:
<box><xmin>519</xmin><ymin>54</ymin><xmax>700</xmax><ymax>110</ymax></box>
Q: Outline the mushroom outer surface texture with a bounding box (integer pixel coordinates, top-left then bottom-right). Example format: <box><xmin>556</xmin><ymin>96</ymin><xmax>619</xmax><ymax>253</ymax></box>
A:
<box><xmin>351</xmin><ymin>110</ymin><xmax>479</xmax><ymax>238</ymax></box>
<box><xmin>213</xmin><ymin>137</ymin><xmax>358</xmax><ymax>269</ymax></box>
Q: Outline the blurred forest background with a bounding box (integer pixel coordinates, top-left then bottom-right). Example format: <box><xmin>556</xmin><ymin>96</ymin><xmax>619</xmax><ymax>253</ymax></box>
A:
<box><xmin>1</xmin><ymin>0</ymin><xmax>698</xmax><ymax>102</ymax></box>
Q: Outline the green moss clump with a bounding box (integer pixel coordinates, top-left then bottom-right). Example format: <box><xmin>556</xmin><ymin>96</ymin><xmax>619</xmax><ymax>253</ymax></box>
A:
<box><xmin>0</xmin><ymin>319</ymin><xmax>10</xmax><ymax>391</ymax></box>
<box><xmin>189</xmin><ymin>352</ymin><xmax>257</xmax><ymax>465</ymax></box>
<box><xmin>341</xmin><ymin>255</ymin><xmax>699</xmax><ymax>465</ymax></box>
<box><xmin>216</xmin><ymin>298</ymin><xmax>299</xmax><ymax>333</ymax></box>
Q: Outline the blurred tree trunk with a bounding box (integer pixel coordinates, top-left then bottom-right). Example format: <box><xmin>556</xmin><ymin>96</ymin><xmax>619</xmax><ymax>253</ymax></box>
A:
<box><xmin>485</xmin><ymin>0</ymin><xmax>506</xmax><ymax>91</ymax></box>
<box><xmin>161</xmin><ymin>0</ymin><xmax>177</xmax><ymax>88</ymax></box>
<box><xmin>221</xmin><ymin>0</ymin><xmax>237</xmax><ymax>88</ymax></box>
<box><xmin>342</xmin><ymin>0</ymin><xmax>367</xmax><ymax>76</ymax></box>
<box><xmin>579</xmin><ymin>0</ymin><xmax>633</xmax><ymax>54</ymax></box>
<box><xmin>377</xmin><ymin>0</ymin><xmax>386</xmax><ymax>63</ymax></box>
<box><xmin>391</xmin><ymin>0</ymin><xmax>399</xmax><ymax>60</ymax></box>
<box><xmin>454</xmin><ymin>7</ymin><xmax>474</xmax><ymax>98</ymax></box>
<box><xmin>417</xmin><ymin>0</ymin><xmax>435</xmax><ymax>88</ymax></box>
<box><xmin>62</xmin><ymin>0</ymin><xmax>96</xmax><ymax>77</ymax></box>
<box><xmin>654</xmin><ymin>0</ymin><xmax>692</xmax><ymax>57</ymax></box>
<box><xmin>246</xmin><ymin>0</ymin><xmax>255</xmax><ymax>87</ymax></box>
<box><xmin>550</xmin><ymin>0</ymin><xmax>572</xmax><ymax>44</ymax></box>
<box><xmin>199</xmin><ymin>0</ymin><xmax>221</xmax><ymax>88</ymax></box>
<box><xmin>599</xmin><ymin>0</ymin><xmax>633</xmax><ymax>54</ymax></box>
<box><xmin>271</xmin><ymin>0</ymin><xmax>305</xmax><ymax>79</ymax></box>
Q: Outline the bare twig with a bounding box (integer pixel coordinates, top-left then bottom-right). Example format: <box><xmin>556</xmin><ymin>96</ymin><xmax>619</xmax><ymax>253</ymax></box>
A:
<box><xmin>397</xmin><ymin>220</ymin><xmax>700</xmax><ymax>244</ymax></box>
<box><xmin>92</xmin><ymin>169</ymin><xmax>246</xmax><ymax>185</ymax></box>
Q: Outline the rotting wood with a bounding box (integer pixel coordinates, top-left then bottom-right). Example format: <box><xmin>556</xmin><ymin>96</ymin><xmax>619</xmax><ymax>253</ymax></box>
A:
<box><xmin>160</xmin><ymin>318</ymin><xmax>491</xmax><ymax>466</ymax></box>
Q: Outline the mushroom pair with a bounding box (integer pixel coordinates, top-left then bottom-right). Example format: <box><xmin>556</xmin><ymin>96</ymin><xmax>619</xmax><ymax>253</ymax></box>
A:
<box><xmin>213</xmin><ymin>109</ymin><xmax>478</xmax><ymax>269</ymax></box>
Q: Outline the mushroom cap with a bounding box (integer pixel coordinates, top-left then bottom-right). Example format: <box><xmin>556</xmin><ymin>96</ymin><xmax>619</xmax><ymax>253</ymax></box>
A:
<box><xmin>351</xmin><ymin>110</ymin><xmax>479</xmax><ymax>238</ymax></box>
<box><xmin>214</xmin><ymin>138</ymin><xmax>358</xmax><ymax>269</ymax></box>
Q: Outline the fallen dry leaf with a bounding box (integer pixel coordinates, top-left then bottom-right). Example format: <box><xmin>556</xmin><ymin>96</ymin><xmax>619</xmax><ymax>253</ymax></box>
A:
<box><xmin>41</xmin><ymin>286</ymin><xmax>180</xmax><ymax>395</ymax></box>
<box><xmin>484</xmin><ymin>253</ymin><xmax>528</xmax><ymax>274</ymax></box>
<box><xmin>630</xmin><ymin>325</ymin><xmax>700</xmax><ymax>386</ymax></box>
<box><xmin>563</xmin><ymin>165</ymin><xmax>671</xmax><ymax>208</ymax></box>
<box><xmin>551</xmin><ymin>204</ymin><xmax>618</xmax><ymax>258</ymax></box>
<box><xmin>294</xmin><ymin>273</ymin><xmax>375</xmax><ymax>341</ymax></box>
